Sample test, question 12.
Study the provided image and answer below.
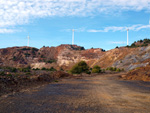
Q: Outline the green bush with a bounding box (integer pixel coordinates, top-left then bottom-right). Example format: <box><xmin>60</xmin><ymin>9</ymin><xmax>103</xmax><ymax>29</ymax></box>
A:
<box><xmin>106</xmin><ymin>67</ymin><xmax>114</xmax><ymax>71</ymax></box>
<box><xmin>0</xmin><ymin>71</ymin><xmax>5</xmax><ymax>76</ymax></box>
<box><xmin>24</xmin><ymin>53</ymin><xmax>31</xmax><ymax>57</ymax></box>
<box><xmin>41</xmin><ymin>67</ymin><xmax>57</xmax><ymax>71</ymax></box>
<box><xmin>106</xmin><ymin>67</ymin><xmax>123</xmax><ymax>72</ymax></box>
<box><xmin>31</xmin><ymin>48</ymin><xmax>38</xmax><ymax>55</ymax></box>
<box><xmin>92</xmin><ymin>65</ymin><xmax>101</xmax><ymax>73</ymax></box>
<box><xmin>46</xmin><ymin>59</ymin><xmax>57</xmax><ymax>63</ymax></box>
<box><xmin>49</xmin><ymin>67</ymin><xmax>57</xmax><ymax>71</ymax></box>
<box><xmin>3</xmin><ymin>67</ymin><xmax>17</xmax><ymax>72</ymax></box>
<box><xmin>127</xmin><ymin>38</ymin><xmax>150</xmax><ymax>48</ymax></box>
<box><xmin>6</xmin><ymin>74</ymin><xmax>12</xmax><ymax>77</ymax></box>
<box><xmin>131</xmin><ymin>43</ymin><xmax>136</xmax><ymax>47</ymax></box>
<box><xmin>19</xmin><ymin>66</ymin><xmax>31</xmax><ymax>72</ymax></box>
<box><xmin>40</xmin><ymin>55</ymin><xmax>45</xmax><ymax>58</ymax></box>
<box><xmin>113</xmin><ymin>67</ymin><xmax>117</xmax><ymax>71</ymax></box>
<box><xmin>139</xmin><ymin>40</ymin><xmax>143</xmax><ymax>42</ymax></box>
<box><xmin>41</xmin><ymin>67</ymin><xmax>46</xmax><ymax>70</ymax></box>
<box><xmin>60</xmin><ymin>67</ymin><xmax>64</xmax><ymax>71</ymax></box>
<box><xmin>86</xmin><ymin>71</ymin><xmax>91</xmax><ymax>74</ymax></box>
<box><xmin>12</xmin><ymin>56</ymin><xmax>17</xmax><ymax>61</ymax></box>
<box><xmin>21</xmin><ymin>48</ymin><xmax>31</xmax><ymax>51</ymax></box>
<box><xmin>143</xmin><ymin>38</ymin><xmax>150</xmax><ymax>43</ymax></box>
<box><xmin>26</xmin><ymin>72</ymin><xmax>31</xmax><ymax>75</ymax></box>
<box><xmin>142</xmin><ymin>43</ymin><xmax>148</xmax><ymax>47</ymax></box>
<box><xmin>102</xmin><ymin>49</ymin><xmax>106</xmax><ymax>52</ymax></box>
<box><xmin>54</xmin><ymin>80</ymin><xmax>59</xmax><ymax>82</ymax></box>
<box><xmin>121</xmin><ymin>68</ymin><xmax>125</xmax><ymax>71</ymax></box>
<box><xmin>70</xmin><ymin>61</ymin><xmax>89</xmax><ymax>74</ymax></box>
<box><xmin>116</xmin><ymin>68</ymin><xmax>121</xmax><ymax>72</ymax></box>
<box><xmin>106</xmin><ymin>67</ymin><xmax>121</xmax><ymax>72</ymax></box>
<box><xmin>32</xmin><ymin>48</ymin><xmax>38</xmax><ymax>52</ymax></box>
<box><xmin>33</xmin><ymin>68</ymin><xmax>40</xmax><ymax>70</ymax></box>
<box><xmin>11</xmin><ymin>68</ymin><xmax>17</xmax><ymax>72</ymax></box>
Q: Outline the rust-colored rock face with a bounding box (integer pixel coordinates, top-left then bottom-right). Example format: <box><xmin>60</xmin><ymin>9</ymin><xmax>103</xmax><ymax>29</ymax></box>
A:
<box><xmin>123</xmin><ymin>65</ymin><xmax>150</xmax><ymax>81</ymax></box>
<box><xmin>39</xmin><ymin>44</ymin><xmax>85</xmax><ymax>60</ymax></box>
<box><xmin>0</xmin><ymin>46</ymin><xmax>39</xmax><ymax>68</ymax></box>
<box><xmin>1</xmin><ymin>44</ymin><xmax>150</xmax><ymax>72</ymax></box>
<box><xmin>0</xmin><ymin>45</ymin><xmax>85</xmax><ymax>69</ymax></box>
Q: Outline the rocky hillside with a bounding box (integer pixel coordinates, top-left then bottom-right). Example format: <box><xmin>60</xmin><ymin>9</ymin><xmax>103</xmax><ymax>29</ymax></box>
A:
<box><xmin>127</xmin><ymin>38</ymin><xmax>150</xmax><ymax>48</ymax></box>
<box><xmin>0</xmin><ymin>42</ymin><xmax>150</xmax><ymax>71</ymax></box>
<box><xmin>0</xmin><ymin>47</ymin><xmax>39</xmax><ymax>68</ymax></box>
<box><xmin>122</xmin><ymin>64</ymin><xmax>150</xmax><ymax>81</ymax></box>
<box><xmin>0</xmin><ymin>45</ymin><xmax>86</xmax><ymax>70</ymax></box>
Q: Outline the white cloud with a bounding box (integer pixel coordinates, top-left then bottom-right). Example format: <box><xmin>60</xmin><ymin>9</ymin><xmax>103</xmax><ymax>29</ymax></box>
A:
<box><xmin>109</xmin><ymin>41</ymin><xmax>126</xmax><ymax>44</ymax></box>
<box><xmin>0</xmin><ymin>0</ymin><xmax>150</xmax><ymax>33</ymax></box>
<box><xmin>0</xmin><ymin>28</ymin><xmax>17</xmax><ymax>33</ymax></box>
<box><xmin>63</xmin><ymin>28</ymin><xmax>86</xmax><ymax>32</ymax></box>
<box><xmin>88</xmin><ymin>24</ymin><xmax>150</xmax><ymax>32</ymax></box>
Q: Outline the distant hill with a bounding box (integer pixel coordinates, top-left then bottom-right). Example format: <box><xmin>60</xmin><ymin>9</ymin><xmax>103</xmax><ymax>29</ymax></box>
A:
<box><xmin>0</xmin><ymin>40</ymin><xmax>150</xmax><ymax>73</ymax></box>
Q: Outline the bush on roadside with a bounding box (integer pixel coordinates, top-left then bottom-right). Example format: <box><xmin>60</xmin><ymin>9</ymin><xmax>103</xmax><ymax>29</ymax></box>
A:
<box><xmin>70</xmin><ymin>61</ymin><xmax>89</xmax><ymax>74</ymax></box>
<box><xmin>41</xmin><ymin>67</ymin><xmax>46</xmax><ymax>70</ymax></box>
<box><xmin>46</xmin><ymin>59</ymin><xmax>57</xmax><ymax>64</ymax></box>
<box><xmin>41</xmin><ymin>67</ymin><xmax>57</xmax><ymax>71</ymax></box>
<box><xmin>116</xmin><ymin>68</ymin><xmax>121</xmax><ymax>72</ymax></box>
<box><xmin>86</xmin><ymin>70</ymin><xmax>91</xmax><ymax>74</ymax></box>
<box><xmin>106</xmin><ymin>67</ymin><xmax>123</xmax><ymax>72</ymax></box>
<box><xmin>92</xmin><ymin>65</ymin><xmax>101</xmax><ymax>73</ymax></box>
<box><xmin>48</xmin><ymin>67</ymin><xmax>57</xmax><ymax>71</ymax></box>
<box><xmin>19</xmin><ymin>66</ymin><xmax>31</xmax><ymax>72</ymax></box>
<box><xmin>32</xmin><ymin>68</ymin><xmax>40</xmax><ymax>70</ymax></box>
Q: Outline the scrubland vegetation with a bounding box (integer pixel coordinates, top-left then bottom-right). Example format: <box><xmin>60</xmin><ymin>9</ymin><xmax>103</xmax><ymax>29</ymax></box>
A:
<box><xmin>0</xmin><ymin>66</ymin><xmax>71</xmax><ymax>96</ymax></box>
<box><xmin>106</xmin><ymin>67</ymin><xmax>124</xmax><ymax>72</ymax></box>
<box><xmin>69</xmin><ymin>61</ymin><xmax>124</xmax><ymax>74</ymax></box>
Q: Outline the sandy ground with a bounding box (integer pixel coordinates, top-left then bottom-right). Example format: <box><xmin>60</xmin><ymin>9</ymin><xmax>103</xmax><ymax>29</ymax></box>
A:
<box><xmin>0</xmin><ymin>73</ymin><xmax>150</xmax><ymax>113</ymax></box>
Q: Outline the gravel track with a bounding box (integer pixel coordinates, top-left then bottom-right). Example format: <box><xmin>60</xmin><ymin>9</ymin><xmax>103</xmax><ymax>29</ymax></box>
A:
<box><xmin>0</xmin><ymin>73</ymin><xmax>150</xmax><ymax>113</ymax></box>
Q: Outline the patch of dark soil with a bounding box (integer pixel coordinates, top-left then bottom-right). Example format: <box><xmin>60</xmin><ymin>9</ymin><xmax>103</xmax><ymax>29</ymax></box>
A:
<box><xmin>0</xmin><ymin>71</ymin><xmax>72</xmax><ymax>97</ymax></box>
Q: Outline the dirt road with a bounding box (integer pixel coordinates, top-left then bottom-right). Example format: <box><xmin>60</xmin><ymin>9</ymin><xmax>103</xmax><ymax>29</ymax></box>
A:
<box><xmin>0</xmin><ymin>73</ymin><xmax>150</xmax><ymax>113</ymax></box>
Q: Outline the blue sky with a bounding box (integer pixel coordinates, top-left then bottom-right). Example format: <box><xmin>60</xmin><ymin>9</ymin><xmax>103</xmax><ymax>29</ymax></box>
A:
<box><xmin>0</xmin><ymin>0</ymin><xmax>150</xmax><ymax>50</ymax></box>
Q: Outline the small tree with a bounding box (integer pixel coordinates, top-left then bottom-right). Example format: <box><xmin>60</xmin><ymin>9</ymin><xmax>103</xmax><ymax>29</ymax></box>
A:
<box><xmin>41</xmin><ymin>67</ymin><xmax>46</xmax><ymax>70</ymax></box>
<box><xmin>131</xmin><ymin>43</ymin><xmax>136</xmax><ymax>47</ymax></box>
<box><xmin>92</xmin><ymin>65</ymin><xmax>101</xmax><ymax>73</ymax></box>
<box><xmin>70</xmin><ymin>61</ymin><xmax>89</xmax><ymax>74</ymax></box>
<box><xmin>49</xmin><ymin>67</ymin><xmax>57</xmax><ymax>71</ymax></box>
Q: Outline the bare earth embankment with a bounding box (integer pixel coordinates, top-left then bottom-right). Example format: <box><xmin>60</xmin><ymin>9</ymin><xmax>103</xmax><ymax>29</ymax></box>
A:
<box><xmin>0</xmin><ymin>73</ymin><xmax>150</xmax><ymax>113</ymax></box>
